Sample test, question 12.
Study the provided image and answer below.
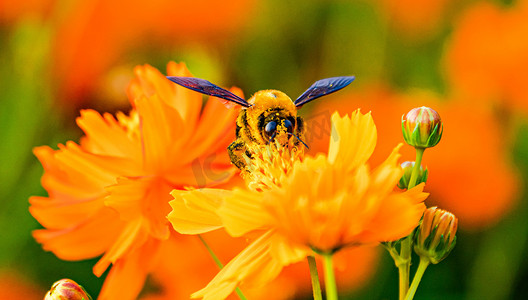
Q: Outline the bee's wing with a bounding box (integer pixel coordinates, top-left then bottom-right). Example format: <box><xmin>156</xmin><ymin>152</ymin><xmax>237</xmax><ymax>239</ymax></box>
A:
<box><xmin>167</xmin><ymin>76</ymin><xmax>251</xmax><ymax>107</ymax></box>
<box><xmin>294</xmin><ymin>76</ymin><xmax>355</xmax><ymax>107</ymax></box>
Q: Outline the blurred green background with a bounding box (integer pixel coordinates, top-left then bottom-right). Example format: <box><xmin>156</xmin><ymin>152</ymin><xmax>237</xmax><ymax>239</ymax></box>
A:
<box><xmin>1</xmin><ymin>0</ymin><xmax>527</xmax><ymax>299</ymax></box>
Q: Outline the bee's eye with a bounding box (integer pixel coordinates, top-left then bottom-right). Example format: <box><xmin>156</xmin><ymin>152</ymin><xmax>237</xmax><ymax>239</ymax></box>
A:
<box><xmin>264</xmin><ymin>121</ymin><xmax>277</xmax><ymax>139</ymax></box>
<box><xmin>283</xmin><ymin>119</ymin><xmax>294</xmax><ymax>133</ymax></box>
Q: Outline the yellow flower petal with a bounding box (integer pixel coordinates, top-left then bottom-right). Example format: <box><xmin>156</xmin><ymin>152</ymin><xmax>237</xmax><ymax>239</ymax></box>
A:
<box><xmin>168</xmin><ymin>188</ymin><xmax>232</xmax><ymax>235</ymax></box>
<box><xmin>358</xmin><ymin>184</ymin><xmax>428</xmax><ymax>243</ymax></box>
<box><xmin>327</xmin><ymin>110</ymin><xmax>377</xmax><ymax>170</ymax></box>
<box><xmin>192</xmin><ymin>230</ymin><xmax>284</xmax><ymax>300</ymax></box>
<box><xmin>219</xmin><ymin>188</ymin><xmax>271</xmax><ymax>237</ymax></box>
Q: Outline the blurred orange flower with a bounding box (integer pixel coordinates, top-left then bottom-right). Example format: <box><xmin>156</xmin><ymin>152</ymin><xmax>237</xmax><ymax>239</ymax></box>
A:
<box><xmin>30</xmin><ymin>62</ymin><xmax>241</xmax><ymax>299</ymax></box>
<box><xmin>50</xmin><ymin>0</ymin><xmax>256</xmax><ymax>107</ymax></box>
<box><xmin>445</xmin><ymin>1</ymin><xmax>528</xmax><ymax>112</ymax></box>
<box><xmin>169</xmin><ymin>111</ymin><xmax>427</xmax><ymax>299</ymax></box>
<box><xmin>0</xmin><ymin>0</ymin><xmax>54</xmax><ymax>24</ymax></box>
<box><xmin>309</xmin><ymin>86</ymin><xmax>519</xmax><ymax>229</ymax></box>
<box><xmin>377</xmin><ymin>0</ymin><xmax>454</xmax><ymax>39</ymax></box>
<box><xmin>0</xmin><ymin>271</ymin><xmax>44</xmax><ymax>300</ymax></box>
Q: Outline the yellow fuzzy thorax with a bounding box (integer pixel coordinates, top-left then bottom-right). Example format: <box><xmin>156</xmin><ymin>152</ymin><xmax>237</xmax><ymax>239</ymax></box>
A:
<box><xmin>244</xmin><ymin>90</ymin><xmax>297</xmax><ymax>144</ymax></box>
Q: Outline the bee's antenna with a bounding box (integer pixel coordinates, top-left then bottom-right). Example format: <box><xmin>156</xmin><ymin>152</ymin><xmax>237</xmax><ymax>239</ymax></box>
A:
<box><xmin>268</xmin><ymin>132</ymin><xmax>277</xmax><ymax>145</ymax></box>
<box><xmin>287</xmin><ymin>133</ymin><xmax>309</xmax><ymax>149</ymax></box>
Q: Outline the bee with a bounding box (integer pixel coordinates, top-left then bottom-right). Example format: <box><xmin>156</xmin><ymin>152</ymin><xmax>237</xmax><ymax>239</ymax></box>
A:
<box><xmin>167</xmin><ymin>76</ymin><xmax>355</xmax><ymax>169</ymax></box>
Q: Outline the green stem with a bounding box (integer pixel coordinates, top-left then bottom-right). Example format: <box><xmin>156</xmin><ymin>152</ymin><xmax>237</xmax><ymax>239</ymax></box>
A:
<box><xmin>408</xmin><ymin>148</ymin><xmax>425</xmax><ymax>189</ymax></box>
<box><xmin>307</xmin><ymin>255</ymin><xmax>323</xmax><ymax>300</ymax></box>
<box><xmin>198</xmin><ymin>234</ymin><xmax>224</xmax><ymax>268</ymax></box>
<box><xmin>322</xmin><ymin>252</ymin><xmax>338</xmax><ymax>300</ymax></box>
<box><xmin>197</xmin><ymin>235</ymin><xmax>248</xmax><ymax>300</ymax></box>
<box><xmin>398</xmin><ymin>147</ymin><xmax>425</xmax><ymax>300</ymax></box>
<box><xmin>405</xmin><ymin>258</ymin><xmax>430</xmax><ymax>300</ymax></box>
<box><xmin>398</xmin><ymin>238</ymin><xmax>412</xmax><ymax>300</ymax></box>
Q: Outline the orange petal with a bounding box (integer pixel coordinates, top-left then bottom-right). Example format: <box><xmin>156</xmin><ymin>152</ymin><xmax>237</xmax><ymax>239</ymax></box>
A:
<box><xmin>93</xmin><ymin>218</ymin><xmax>148</xmax><ymax>276</ymax></box>
<box><xmin>98</xmin><ymin>237</ymin><xmax>162</xmax><ymax>300</ymax></box>
<box><xmin>105</xmin><ymin>177</ymin><xmax>171</xmax><ymax>240</ymax></box>
<box><xmin>76</xmin><ymin>109</ymin><xmax>141</xmax><ymax>159</ymax></box>
<box><xmin>183</xmin><ymin>90</ymin><xmax>241</xmax><ymax>165</ymax></box>
<box><xmin>32</xmin><ymin>208</ymin><xmax>124</xmax><ymax>261</ymax></box>
<box><xmin>30</xmin><ymin>196</ymin><xmax>102</xmax><ymax>230</ymax></box>
<box><xmin>134</xmin><ymin>94</ymin><xmax>185</xmax><ymax>172</ymax></box>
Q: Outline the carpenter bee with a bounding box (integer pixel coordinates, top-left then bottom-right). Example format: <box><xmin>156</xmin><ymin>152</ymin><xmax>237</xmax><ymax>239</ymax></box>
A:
<box><xmin>167</xmin><ymin>76</ymin><xmax>355</xmax><ymax>169</ymax></box>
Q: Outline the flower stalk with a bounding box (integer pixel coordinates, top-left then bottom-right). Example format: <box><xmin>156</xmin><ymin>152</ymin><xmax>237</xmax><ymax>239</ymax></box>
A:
<box><xmin>322</xmin><ymin>253</ymin><xmax>338</xmax><ymax>300</ymax></box>
<box><xmin>397</xmin><ymin>146</ymin><xmax>425</xmax><ymax>299</ymax></box>
<box><xmin>408</xmin><ymin>148</ymin><xmax>425</xmax><ymax>189</ymax></box>
<box><xmin>198</xmin><ymin>235</ymin><xmax>248</xmax><ymax>300</ymax></box>
<box><xmin>405</xmin><ymin>258</ymin><xmax>430</xmax><ymax>300</ymax></box>
<box><xmin>307</xmin><ymin>255</ymin><xmax>323</xmax><ymax>300</ymax></box>
<box><xmin>398</xmin><ymin>238</ymin><xmax>412</xmax><ymax>300</ymax></box>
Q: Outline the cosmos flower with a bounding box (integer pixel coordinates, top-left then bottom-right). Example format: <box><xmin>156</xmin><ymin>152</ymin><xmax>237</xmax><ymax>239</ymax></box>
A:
<box><xmin>168</xmin><ymin>111</ymin><xmax>427</xmax><ymax>299</ymax></box>
<box><xmin>30</xmin><ymin>62</ymin><xmax>241</xmax><ymax>299</ymax></box>
<box><xmin>445</xmin><ymin>1</ymin><xmax>528</xmax><ymax>113</ymax></box>
<box><xmin>309</xmin><ymin>86</ymin><xmax>519</xmax><ymax>229</ymax></box>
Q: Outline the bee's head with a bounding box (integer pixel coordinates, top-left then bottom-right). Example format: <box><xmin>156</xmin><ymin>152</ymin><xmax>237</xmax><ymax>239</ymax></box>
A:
<box><xmin>246</xmin><ymin>90</ymin><xmax>298</xmax><ymax>144</ymax></box>
<box><xmin>261</xmin><ymin>114</ymin><xmax>296</xmax><ymax>144</ymax></box>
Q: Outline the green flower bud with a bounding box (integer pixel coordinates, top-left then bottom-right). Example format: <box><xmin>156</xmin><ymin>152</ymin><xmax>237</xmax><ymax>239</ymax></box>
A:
<box><xmin>414</xmin><ymin>207</ymin><xmax>458</xmax><ymax>264</ymax></box>
<box><xmin>398</xmin><ymin>161</ymin><xmax>428</xmax><ymax>189</ymax></box>
<box><xmin>44</xmin><ymin>279</ymin><xmax>92</xmax><ymax>300</ymax></box>
<box><xmin>402</xmin><ymin>106</ymin><xmax>443</xmax><ymax>148</ymax></box>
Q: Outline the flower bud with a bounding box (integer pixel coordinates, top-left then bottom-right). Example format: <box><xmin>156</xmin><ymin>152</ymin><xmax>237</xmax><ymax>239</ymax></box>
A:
<box><xmin>44</xmin><ymin>279</ymin><xmax>92</xmax><ymax>300</ymax></box>
<box><xmin>414</xmin><ymin>207</ymin><xmax>457</xmax><ymax>264</ymax></box>
<box><xmin>398</xmin><ymin>161</ymin><xmax>428</xmax><ymax>189</ymax></box>
<box><xmin>402</xmin><ymin>106</ymin><xmax>443</xmax><ymax>148</ymax></box>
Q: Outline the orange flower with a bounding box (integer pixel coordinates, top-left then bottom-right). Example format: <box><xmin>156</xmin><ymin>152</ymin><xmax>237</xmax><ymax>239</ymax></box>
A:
<box><xmin>49</xmin><ymin>0</ymin><xmax>256</xmax><ymax>107</ymax></box>
<box><xmin>168</xmin><ymin>111</ymin><xmax>427</xmax><ymax>299</ymax></box>
<box><xmin>0</xmin><ymin>0</ymin><xmax>54</xmax><ymax>24</ymax></box>
<box><xmin>30</xmin><ymin>62</ymin><xmax>241</xmax><ymax>299</ymax></box>
<box><xmin>0</xmin><ymin>271</ymin><xmax>44</xmax><ymax>300</ymax></box>
<box><xmin>377</xmin><ymin>0</ymin><xmax>454</xmax><ymax>39</ymax></box>
<box><xmin>445</xmin><ymin>1</ymin><xmax>528</xmax><ymax>112</ymax></box>
<box><xmin>309</xmin><ymin>86</ymin><xmax>519</xmax><ymax>229</ymax></box>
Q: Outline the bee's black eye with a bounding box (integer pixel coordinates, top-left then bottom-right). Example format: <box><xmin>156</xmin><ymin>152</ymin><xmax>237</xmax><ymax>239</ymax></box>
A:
<box><xmin>283</xmin><ymin>119</ymin><xmax>294</xmax><ymax>134</ymax></box>
<box><xmin>264</xmin><ymin>121</ymin><xmax>277</xmax><ymax>139</ymax></box>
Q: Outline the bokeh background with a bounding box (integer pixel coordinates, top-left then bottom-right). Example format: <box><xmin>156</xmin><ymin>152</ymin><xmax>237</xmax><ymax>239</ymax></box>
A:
<box><xmin>1</xmin><ymin>0</ymin><xmax>527</xmax><ymax>299</ymax></box>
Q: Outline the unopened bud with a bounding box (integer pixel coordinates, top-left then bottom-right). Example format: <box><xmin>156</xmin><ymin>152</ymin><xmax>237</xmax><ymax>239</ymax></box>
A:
<box><xmin>414</xmin><ymin>207</ymin><xmax>458</xmax><ymax>264</ymax></box>
<box><xmin>402</xmin><ymin>106</ymin><xmax>443</xmax><ymax>148</ymax></box>
<box><xmin>44</xmin><ymin>279</ymin><xmax>92</xmax><ymax>300</ymax></box>
<box><xmin>398</xmin><ymin>161</ymin><xmax>428</xmax><ymax>189</ymax></box>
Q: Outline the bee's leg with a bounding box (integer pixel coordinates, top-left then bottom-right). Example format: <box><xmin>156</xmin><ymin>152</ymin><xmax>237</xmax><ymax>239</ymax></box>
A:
<box><xmin>228</xmin><ymin>140</ymin><xmax>246</xmax><ymax>170</ymax></box>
